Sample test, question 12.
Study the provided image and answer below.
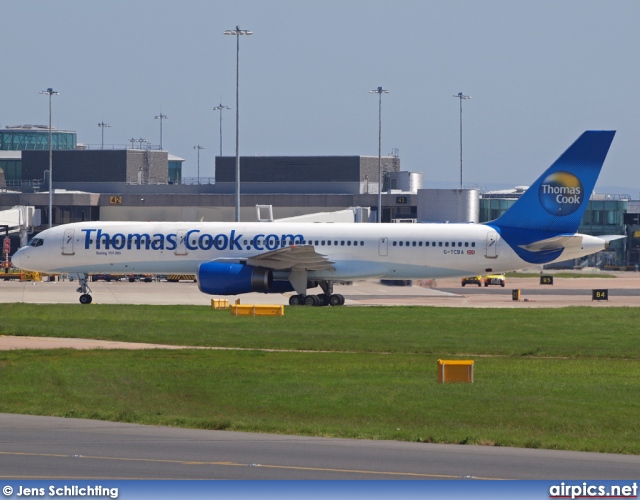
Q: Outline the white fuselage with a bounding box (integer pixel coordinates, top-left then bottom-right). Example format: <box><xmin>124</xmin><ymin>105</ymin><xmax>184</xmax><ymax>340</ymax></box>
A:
<box><xmin>11</xmin><ymin>221</ymin><xmax>606</xmax><ymax>281</ymax></box>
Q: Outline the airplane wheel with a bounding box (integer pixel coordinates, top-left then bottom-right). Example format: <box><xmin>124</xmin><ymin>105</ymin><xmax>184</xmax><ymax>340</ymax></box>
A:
<box><xmin>317</xmin><ymin>294</ymin><xmax>330</xmax><ymax>306</ymax></box>
<box><xmin>304</xmin><ymin>295</ymin><xmax>319</xmax><ymax>306</ymax></box>
<box><xmin>79</xmin><ymin>294</ymin><xmax>92</xmax><ymax>305</ymax></box>
<box><xmin>329</xmin><ymin>294</ymin><xmax>345</xmax><ymax>306</ymax></box>
<box><xmin>289</xmin><ymin>295</ymin><xmax>303</xmax><ymax>306</ymax></box>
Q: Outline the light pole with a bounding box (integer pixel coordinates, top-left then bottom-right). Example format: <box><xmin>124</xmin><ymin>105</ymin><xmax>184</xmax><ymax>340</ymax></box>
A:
<box><xmin>40</xmin><ymin>87</ymin><xmax>59</xmax><ymax>228</ymax></box>
<box><xmin>213</xmin><ymin>103</ymin><xmax>231</xmax><ymax>157</ymax></box>
<box><xmin>224</xmin><ymin>25</ymin><xmax>253</xmax><ymax>222</ymax></box>
<box><xmin>194</xmin><ymin>145</ymin><xmax>204</xmax><ymax>184</ymax></box>
<box><xmin>98</xmin><ymin>121</ymin><xmax>111</xmax><ymax>149</ymax></box>
<box><xmin>154</xmin><ymin>113</ymin><xmax>168</xmax><ymax>149</ymax></box>
<box><xmin>137</xmin><ymin>138</ymin><xmax>147</xmax><ymax>149</ymax></box>
<box><xmin>369</xmin><ymin>86</ymin><xmax>389</xmax><ymax>223</ymax></box>
<box><xmin>453</xmin><ymin>92</ymin><xmax>471</xmax><ymax>189</ymax></box>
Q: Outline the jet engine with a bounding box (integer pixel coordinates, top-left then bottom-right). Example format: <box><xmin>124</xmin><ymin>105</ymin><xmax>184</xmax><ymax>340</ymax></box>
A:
<box><xmin>197</xmin><ymin>262</ymin><xmax>273</xmax><ymax>295</ymax></box>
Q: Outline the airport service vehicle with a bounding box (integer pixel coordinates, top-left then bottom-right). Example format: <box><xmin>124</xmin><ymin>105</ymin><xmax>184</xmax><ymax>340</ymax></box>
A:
<box><xmin>11</xmin><ymin>131</ymin><xmax>622</xmax><ymax>306</ymax></box>
<box><xmin>484</xmin><ymin>274</ymin><xmax>506</xmax><ymax>287</ymax></box>
<box><xmin>461</xmin><ymin>276</ymin><xmax>482</xmax><ymax>287</ymax></box>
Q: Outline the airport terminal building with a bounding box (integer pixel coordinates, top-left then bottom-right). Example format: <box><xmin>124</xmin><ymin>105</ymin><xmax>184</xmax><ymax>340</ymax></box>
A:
<box><xmin>0</xmin><ymin>124</ymin><xmax>635</xmax><ymax>266</ymax></box>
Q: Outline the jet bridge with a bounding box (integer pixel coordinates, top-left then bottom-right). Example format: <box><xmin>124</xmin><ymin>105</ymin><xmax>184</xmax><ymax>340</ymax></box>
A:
<box><xmin>0</xmin><ymin>206</ymin><xmax>40</xmax><ymax>248</ymax></box>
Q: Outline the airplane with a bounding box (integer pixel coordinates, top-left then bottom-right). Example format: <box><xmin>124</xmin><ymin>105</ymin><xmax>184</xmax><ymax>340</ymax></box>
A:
<box><xmin>11</xmin><ymin>130</ymin><xmax>619</xmax><ymax>306</ymax></box>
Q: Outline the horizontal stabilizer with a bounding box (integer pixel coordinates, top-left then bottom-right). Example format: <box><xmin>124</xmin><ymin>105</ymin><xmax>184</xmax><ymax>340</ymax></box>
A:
<box><xmin>518</xmin><ymin>235</ymin><xmax>584</xmax><ymax>253</ymax></box>
<box><xmin>600</xmin><ymin>235</ymin><xmax>627</xmax><ymax>243</ymax></box>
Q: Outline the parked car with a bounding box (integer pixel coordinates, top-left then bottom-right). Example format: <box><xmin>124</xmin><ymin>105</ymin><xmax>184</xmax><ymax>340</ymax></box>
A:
<box><xmin>461</xmin><ymin>276</ymin><xmax>482</xmax><ymax>287</ymax></box>
<box><xmin>484</xmin><ymin>274</ymin><xmax>506</xmax><ymax>287</ymax></box>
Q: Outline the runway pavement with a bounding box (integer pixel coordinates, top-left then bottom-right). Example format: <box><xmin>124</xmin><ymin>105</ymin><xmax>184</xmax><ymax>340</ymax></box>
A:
<box><xmin>1</xmin><ymin>414</ymin><xmax>638</xmax><ymax>480</ymax></box>
<box><xmin>0</xmin><ymin>270</ymin><xmax>639</xmax><ymax>308</ymax></box>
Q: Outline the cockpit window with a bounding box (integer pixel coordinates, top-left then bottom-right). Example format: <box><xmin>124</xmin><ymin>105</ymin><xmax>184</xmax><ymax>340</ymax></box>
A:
<box><xmin>29</xmin><ymin>238</ymin><xmax>44</xmax><ymax>247</ymax></box>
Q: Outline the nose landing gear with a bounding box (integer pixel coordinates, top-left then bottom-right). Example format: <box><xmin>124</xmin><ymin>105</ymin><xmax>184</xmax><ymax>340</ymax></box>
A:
<box><xmin>76</xmin><ymin>273</ymin><xmax>93</xmax><ymax>304</ymax></box>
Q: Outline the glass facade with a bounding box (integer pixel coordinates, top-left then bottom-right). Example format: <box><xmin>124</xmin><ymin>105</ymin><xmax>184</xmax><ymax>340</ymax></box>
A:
<box><xmin>479</xmin><ymin>198</ymin><xmax>516</xmax><ymax>222</ymax></box>
<box><xmin>580</xmin><ymin>200</ymin><xmax>626</xmax><ymax>236</ymax></box>
<box><xmin>52</xmin><ymin>205</ymin><xmax>99</xmax><ymax>225</ymax></box>
<box><xmin>168</xmin><ymin>159</ymin><xmax>182</xmax><ymax>184</ymax></box>
<box><xmin>0</xmin><ymin>128</ymin><xmax>77</xmax><ymax>151</ymax></box>
<box><xmin>0</xmin><ymin>159</ymin><xmax>21</xmax><ymax>181</ymax></box>
<box><xmin>480</xmin><ymin>197</ymin><xmax>627</xmax><ymax>236</ymax></box>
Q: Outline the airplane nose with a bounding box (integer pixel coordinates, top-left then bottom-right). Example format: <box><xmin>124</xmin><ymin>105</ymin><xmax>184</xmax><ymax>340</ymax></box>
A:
<box><xmin>11</xmin><ymin>248</ymin><xmax>24</xmax><ymax>268</ymax></box>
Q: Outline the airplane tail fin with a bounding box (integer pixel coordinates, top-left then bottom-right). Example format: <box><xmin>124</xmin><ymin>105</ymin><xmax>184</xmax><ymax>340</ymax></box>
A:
<box><xmin>488</xmin><ymin>130</ymin><xmax>615</xmax><ymax>263</ymax></box>
<box><xmin>490</xmin><ymin>130</ymin><xmax>615</xmax><ymax>234</ymax></box>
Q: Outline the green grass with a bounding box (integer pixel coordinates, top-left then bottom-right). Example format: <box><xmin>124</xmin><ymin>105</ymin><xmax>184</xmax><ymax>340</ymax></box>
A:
<box><xmin>0</xmin><ymin>304</ymin><xmax>639</xmax><ymax>454</ymax></box>
<box><xmin>0</xmin><ymin>304</ymin><xmax>639</xmax><ymax>358</ymax></box>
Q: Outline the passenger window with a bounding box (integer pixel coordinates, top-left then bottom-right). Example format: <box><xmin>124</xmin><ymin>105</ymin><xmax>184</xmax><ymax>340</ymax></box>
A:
<box><xmin>393</xmin><ymin>241</ymin><xmax>397</xmax><ymax>246</ymax></box>
<box><xmin>472</xmin><ymin>242</ymin><xmax>476</xmax><ymax>247</ymax></box>
<box><xmin>465</xmin><ymin>242</ymin><xmax>469</xmax><ymax>247</ymax></box>
<box><xmin>341</xmin><ymin>241</ymin><xmax>345</xmax><ymax>246</ymax></box>
<box><xmin>419</xmin><ymin>242</ymin><xmax>422</xmax><ymax>247</ymax></box>
<box><xmin>445</xmin><ymin>242</ymin><xmax>449</xmax><ymax>247</ymax></box>
<box><xmin>399</xmin><ymin>241</ymin><xmax>403</xmax><ymax>246</ymax></box>
<box><xmin>438</xmin><ymin>242</ymin><xmax>442</xmax><ymax>247</ymax></box>
<box><xmin>412</xmin><ymin>242</ymin><xmax>416</xmax><ymax>247</ymax></box>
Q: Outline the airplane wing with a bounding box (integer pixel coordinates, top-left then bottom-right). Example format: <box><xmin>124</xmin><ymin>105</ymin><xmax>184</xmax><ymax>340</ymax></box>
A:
<box><xmin>247</xmin><ymin>245</ymin><xmax>335</xmax><ymax>271</ymax></box>
<box><xmin>216</xmin><ymin>245</ymin><xmax>335</xmax><ymax>271</ymax></box>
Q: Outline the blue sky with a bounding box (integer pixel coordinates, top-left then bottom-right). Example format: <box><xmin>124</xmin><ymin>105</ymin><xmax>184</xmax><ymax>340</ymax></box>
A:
<box><xmin>2</xmin><ymin>0</ymin><xmax>638</xmax><ymax>194</ymax></box>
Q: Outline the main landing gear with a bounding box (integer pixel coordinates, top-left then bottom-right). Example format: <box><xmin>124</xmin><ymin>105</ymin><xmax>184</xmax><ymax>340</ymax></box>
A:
<box><xmin>288</xmin><ymin>280</ymin><xmax>345</xmax><ymax>307</ymax></box>
<box><xmin>288</xmin><ymin>293</ymin><xmax>345</xmax><ymax>306</ymax></box>
<box><xmin>76</xmin><ymin>273</ymin><xmax>93</xmax><ymax>304</ymax></box>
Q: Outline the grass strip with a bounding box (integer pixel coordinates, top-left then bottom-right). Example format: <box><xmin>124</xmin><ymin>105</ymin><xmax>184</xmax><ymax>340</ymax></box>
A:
<box><xmin>0</xmin><ymin>304</ymin><xmax>639</xmax><ymax>358</ymax></box>
<box><xmin>0</xmin><ymin>349</ymin><xmax>638</xmax><ymax>454</ymax></box>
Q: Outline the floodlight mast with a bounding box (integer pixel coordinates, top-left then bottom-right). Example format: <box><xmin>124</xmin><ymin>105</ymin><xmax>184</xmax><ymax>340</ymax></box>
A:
<box><xmin>213</xmin><ymin>104</ymin><xmax>231</xmax><ymax>157</ymax></box>
<box><xmin>224</xmin><ymin>26</ymin><xmax>253</xmax><ymax>222</ymax></box>
<box><xmin>453</xmin><ymin>92</ymin><xmax>471</xmax><ymax>189</ymax></box>
<box><xmin>98</xmin><ymin>121</ymin><xmax>111</xmax><ymax>150</ymax></box>
<box><xmin>369</xmin><ymin>86</ymin><xmax>389</xmax><ymax>223</ymax></box>
<box><xmin>155</xmin><ymin>113</ymin><xmax>168</xmax><ymax>149</ymax></box>
<box><xmin>194</xmin><ymin>145</ymin><xmax>204</xmax><ymax>185</ymax></box>
<box><xmin>40</xmin><ymin>87</ymin><xmax>59</xmax><ymax>228</ymax></box>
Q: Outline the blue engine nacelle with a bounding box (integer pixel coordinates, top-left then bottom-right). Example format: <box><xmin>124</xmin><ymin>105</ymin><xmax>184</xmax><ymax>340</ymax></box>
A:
<box><xmin>197</xmin><ymin>262</ymin><xmax>273</xmax><ymax>295</ymax></box>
